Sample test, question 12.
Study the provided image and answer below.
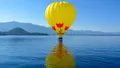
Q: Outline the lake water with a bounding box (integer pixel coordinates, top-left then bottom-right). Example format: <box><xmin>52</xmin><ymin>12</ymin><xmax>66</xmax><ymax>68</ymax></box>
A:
<box><xmin>0</xmin><ymin>36</ymin><xmax>120</xmax><ymax>68</ymax></box>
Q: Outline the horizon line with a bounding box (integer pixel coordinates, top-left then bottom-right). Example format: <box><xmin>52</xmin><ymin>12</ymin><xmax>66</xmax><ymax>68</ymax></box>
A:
<box><xmin>0</xmin><ymin>21</ymin><xmax>119</xmax><ymax>33</ymax></box>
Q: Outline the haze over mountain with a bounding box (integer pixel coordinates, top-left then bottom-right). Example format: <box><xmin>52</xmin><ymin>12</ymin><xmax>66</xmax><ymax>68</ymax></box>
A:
<box><xmin>0</xmin><ymin>21</ymin><xmax>53</xmax><ymax>33</ymax></box>
<box><xmin>0</xmin><ymin>21</ymin><xmax>120</xmax><ymax>36</ymax></box>
<box><xmin>0</xmin><ymin>27</ymin><xmax>48</xmax><ymax>35</ymax></box>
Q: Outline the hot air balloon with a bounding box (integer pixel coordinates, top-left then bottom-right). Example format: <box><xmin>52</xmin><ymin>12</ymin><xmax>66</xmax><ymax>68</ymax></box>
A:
<box><xmin>45</xmin><ymin>1</ymin><xmax>76</xmax><ymax>68</ymax></box>
<box><xmin>45</xmin><ymin>1</ymin><xmax>76</xmax><ymax>37</ymax></box>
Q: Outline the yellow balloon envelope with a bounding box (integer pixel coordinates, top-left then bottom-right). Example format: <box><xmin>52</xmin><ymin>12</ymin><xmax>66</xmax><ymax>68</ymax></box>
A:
<box><xmin>45</xmin><ymin>1</ymin><xmax>76</xmax><ymax>37</ymax></box>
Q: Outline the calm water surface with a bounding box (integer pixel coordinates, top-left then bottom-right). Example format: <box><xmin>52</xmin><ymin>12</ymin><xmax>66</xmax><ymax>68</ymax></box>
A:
<box><xmin>0</xmin><ymin>36</ymin><xmax>120</xmax><ymax>68</ymax></box>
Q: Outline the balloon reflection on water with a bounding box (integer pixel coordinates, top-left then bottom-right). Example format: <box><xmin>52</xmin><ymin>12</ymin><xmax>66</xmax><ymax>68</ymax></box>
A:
<box><xmin>45</xmin><ymin>41</ymin><xmax>75</xmax><ymax>68</ymax></box>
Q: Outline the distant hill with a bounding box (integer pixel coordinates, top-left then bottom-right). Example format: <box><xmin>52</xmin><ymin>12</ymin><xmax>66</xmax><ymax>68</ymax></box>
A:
<box><xmin>7</xmin><ymin>27</ymin><xmax>29</xmax><ymax>35</ymax></box>
<box><xmin>0</xmin><ymin>21</ymin><xmax>120</xmax><ymax>36</ymax></box>
<box><xmin>0</xmin><ymin>27</ymin><xmax>48</xmax><ymax>35</ymax></box>
<box><xmin>0</xmin><ymin>21</ymin><xmax>54</xmax><ymax>34</ymax></box>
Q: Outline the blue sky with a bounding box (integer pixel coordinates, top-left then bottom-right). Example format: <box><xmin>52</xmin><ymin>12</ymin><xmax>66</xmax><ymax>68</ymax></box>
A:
<box><xmin>0</xmin><ymin>0</ymin><xmax>120</xmax><ymax>32</ymax></box>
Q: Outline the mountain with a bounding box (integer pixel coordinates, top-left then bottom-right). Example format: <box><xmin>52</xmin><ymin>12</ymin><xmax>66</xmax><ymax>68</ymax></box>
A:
<box><xmin>0</xmin><ymin>21</ymin><xmax>54</xmax><ymax>34</ymax></box>
<box><xmin>0</xmin><ymin>27</ymin><xmax>48</xmax><ymax>35</ymax></box>
<box><xmin>7</xmin><ymin>27</ymin><xmax>29</xmax><ymax>35</ymax></box>
<box><xmin>0</xmin><ymin>21</ymin><xmax>120</xmax><ymax>36</ymax></box>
